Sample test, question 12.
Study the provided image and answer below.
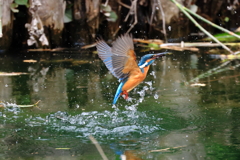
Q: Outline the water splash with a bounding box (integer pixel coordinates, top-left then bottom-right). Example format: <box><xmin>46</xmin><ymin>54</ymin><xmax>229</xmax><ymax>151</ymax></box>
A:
<box><xmin>0</xmin><ymin>101</ymin><xmax>164</xmax><ymax>144</ymax></box>
<box><xmin>145</xmin><ymin>81</ymin><xmax>154</xmax><ymax>91</ymax></box>
<box><xmin>24</xmin><ymin>110</ymin><xmax>164</xmax><ymax>143</ymax></box>
<box><xmin>154</xmin><ymin>93</ymin><xmax>159</xmax><ymax>99</ymax></box>
<box><xmin>150</xmin><ymin>71</ymin><xmax>156</xmax><ymax>79</ymax></box>
<box><xmin>0</xmin><ymin>102</ymin><xmax>22</xmax><ymax>114</ymax></box>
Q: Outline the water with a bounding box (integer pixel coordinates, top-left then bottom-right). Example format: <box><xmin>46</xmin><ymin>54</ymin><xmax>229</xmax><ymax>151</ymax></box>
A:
<box><xmin>1</xmin><ymin>50</ymin><xmax>240</xmax><ymax>159</ymax></box>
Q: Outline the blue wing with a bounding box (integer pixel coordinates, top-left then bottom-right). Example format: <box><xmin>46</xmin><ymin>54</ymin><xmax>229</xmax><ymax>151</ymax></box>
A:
<box><xmin>96</xmin><ymin>34</ymin><xmax>138</xmax><ymax>104</ymax></box>
<box><xmin>96</xmin><ymin>40</ymin><xmax>118</xmax><ymax>78</ymax></box>
<box><xmin>96</xmin><ymin>34</ymin><xmax>135</xmax><ymax>80</ymax></box>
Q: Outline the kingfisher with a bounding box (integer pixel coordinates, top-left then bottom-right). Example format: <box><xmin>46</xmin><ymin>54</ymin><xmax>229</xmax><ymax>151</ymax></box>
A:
<box><xmin>96</xmin><ymin>34</ymin><xmax>166</xmax><ymax>104</ymax></box>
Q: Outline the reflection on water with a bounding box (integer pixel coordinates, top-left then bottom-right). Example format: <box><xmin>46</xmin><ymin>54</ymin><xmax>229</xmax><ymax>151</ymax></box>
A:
<box><xmin>0</xmin><ymin>51</ymin><xmax>240</xmax><ymax>159</ymax></box>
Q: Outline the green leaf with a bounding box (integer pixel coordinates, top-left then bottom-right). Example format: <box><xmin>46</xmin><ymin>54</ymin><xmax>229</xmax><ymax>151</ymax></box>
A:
<box><xmin>224</xmin><ymin>17</ymin><xmax>229</xmax><ymax>22</ymax></box>
<box><xmin>10</xmin><ymin>3</ymin><xmax>19</xmax><ymax>13</ymax></box>
<box><xmin>106</xmin><ymin>11</ymin><xmax>118</xmax><ymax>22</ymax></box>
<box><xmin>100</xmin><ymin>4</ymin><xmax>112</xmax><ymax>13</ymax></box>
<box><xmin>100</xmin><ymin>4</ymin><xmax>118</xmax><ymax>22</ymax></box>
<box><xmin>148</xmin><ymin>43</ymin><xmax>160</xmax><ymax>50</ymax></box>
<box><xmin>64</xmin><ymin>8</ymin><xmax>72</xmax><ymax>23</ymax></box>
<box><xmin>204</xmin><ymin>32</ymin><xmax>240</xmax><ymax>42</ymax></box>
<box><xmin>15</xmin><ymin>0</ymin><xmax>28</xmax><ymax>5</ymax></box>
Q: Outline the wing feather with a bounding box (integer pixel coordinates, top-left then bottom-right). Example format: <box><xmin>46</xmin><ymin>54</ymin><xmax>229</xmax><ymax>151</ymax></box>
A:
<box><xmin>112</xmin><ymin>34</ymin><xmax>134</xmax><ymax>56</ymax></box>
<box><xmin>112</xmin><ymin>34</ymin><xmax>139</xmax><ymax>78</ymax></box>
<box><xmin>96</xmin><ymin>39</ymin><xmax>118</xmax><ymax>78</ymax></box>
<box><xmin>96</xmin><ymin>34</ymin><xmax>139</xmax><ymax>80</ymax></box>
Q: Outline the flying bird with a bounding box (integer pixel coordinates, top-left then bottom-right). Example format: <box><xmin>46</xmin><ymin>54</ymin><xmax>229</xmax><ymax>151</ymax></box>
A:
<box><xmin>96</xmin><ymin>34</ymin><xmax>166</xmax><ymax>104</ymax></box>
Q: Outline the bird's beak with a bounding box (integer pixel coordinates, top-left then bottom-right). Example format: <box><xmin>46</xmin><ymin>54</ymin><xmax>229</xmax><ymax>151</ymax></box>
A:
<box><xmin>152</xmin><ymin>52</ymin><xmax>168</xmax><ymax>59</ymax></box>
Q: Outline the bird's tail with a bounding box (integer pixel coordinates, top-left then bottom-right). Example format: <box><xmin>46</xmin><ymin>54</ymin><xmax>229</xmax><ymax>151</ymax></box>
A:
<box><xmin>112</xmin><ymin>81</ymin><xmax>125</xmax><ymax>104</ymax></box>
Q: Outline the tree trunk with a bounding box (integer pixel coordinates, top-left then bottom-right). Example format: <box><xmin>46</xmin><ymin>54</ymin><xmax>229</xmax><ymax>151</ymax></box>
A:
<box><xmin>26</xmin><ymin>0</ymin><xmax>66</xmax><ymax>48</ymax></box>
<box><xmin>0</xmin><ymin>0</ymin><xmax>13</xmax><ymax>50</ymax></box>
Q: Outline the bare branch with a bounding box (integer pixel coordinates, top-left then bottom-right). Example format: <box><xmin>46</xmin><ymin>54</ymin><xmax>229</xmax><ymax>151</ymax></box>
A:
<box><xmin>89</xmin><ymin>135</ymin><xmax>109</xmax><ymax>160</ymax></box>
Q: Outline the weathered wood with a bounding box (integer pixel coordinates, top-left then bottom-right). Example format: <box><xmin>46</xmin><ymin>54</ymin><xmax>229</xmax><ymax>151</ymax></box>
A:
<box><xmin>26</xmin><ymin>0</ymin><xmax>66</xmax><ymax>48</ymax></box>
<box><xmin>0</xmin><ymin>0</ymin><xmax>238</xmax><ymax>50</ymax></box>
<box><xmin>85</xmin><ymin>0</ymin><xmax>100</xmax><ymax>38</ymax></box>
<box><xmin>0</xmin><ymin>0</ymin><xmax>13</xmax><ymax>50</ymax></box>
<box><xmin>73</xmin><ymin>0</ymin><xmax>83</xmax><ymax>20</ymax></box>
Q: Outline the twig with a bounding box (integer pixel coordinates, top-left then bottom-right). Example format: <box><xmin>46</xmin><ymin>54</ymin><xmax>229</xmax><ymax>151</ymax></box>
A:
<box><xmin>160</xmin><ymin>42</ymin><xmax>240</xmax><ymax>47</ymax></box>
<box><xmin>89</xmin><ymin>135</ymin><xmax>109</xmax><ymax>160</ymax></box>
<box><xmin>82</xmin><ymin>41</ymin><xmax>240</xmax><ymax>50</ymax></box>
<box><xmin>117</xmin><ymin>0</ymin><xmax>131</xmax><ymax>9</ymax></box>
<box><xmin>197</xmin><ymin>73</ymin><xmax>240</xmax><ymax>83</ymax></box>
<box><xmin>18</xmin><ymin>100</ymin><xmax>41</xmax><ymax>108</ymax></box>
<box><xmin>33</xmin><ymin>100</ymin><xmax>41</xmax><ymax>105</ymax></box>
<box><xmin>116</xmin><ymin>0</ymin><xmax>137</xmax><ymax>34</ymax></box>
<box><xmin>188</xmin><ymin>60</ymin><xmax>240</xmax><ymax>84</ymax></box>
<box><xmin>182</xmin><ymin>4</ymin><xmax>240</xmax><ymax>40</ymax></box>
<box><xmin>0</xmin><ymin>0</ymin><xmax>3</xmax><ymax>37</ymax></box>
<box><xmin>104</xmin><ymin>0</ymin><xmax>109</xmax><ymax>6</ymax></box>
<box><xmin>157</xmin><ymin>0</ymin><xmax>167</xmax><ymax>42</ymax></box>
<box><xmin>188</xmin><ymin>51</ymin><xmax>240</xmax><ymax>84</ymax></box>
<box><xmin>125</xmin><ymin>0</ymin><xmax>138</xmax><ymax>34</ymax></box>
<box><xmin>149</xmin><ymin>1</ymin><xmax>156</xmax><ymax>26</ymax></box>
<box><xmin>170</xmin><ymin>0</ymin><xmax>233</xmax><ymax>54</ymax></box>
<box><xmin>160</xmin><ymin>45</ymin><xmax>199</xmax><ymax>51</ymax></box>
<box><xmin>149</xmin><ymin>145</ymin><xmax>186</xmax><ymax>152</ymax></box>
<box><xmin>0</xmin><ymin>100</ymin><xmax>41</xmax><ymax>108</ymax></box>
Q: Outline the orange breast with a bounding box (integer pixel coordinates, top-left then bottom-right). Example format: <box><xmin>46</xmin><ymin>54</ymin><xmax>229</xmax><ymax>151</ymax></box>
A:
<box><xmin>122</xmin><ymin>66</ymin><xmax>150</xmax><ymax>92</ymax></box>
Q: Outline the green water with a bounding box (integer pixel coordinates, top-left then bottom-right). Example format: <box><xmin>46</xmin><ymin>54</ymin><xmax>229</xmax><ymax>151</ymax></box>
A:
<box><xmin>0</xmin><ymin>50</ymin><xmax>240</xmax><ymax>160</ymax></box>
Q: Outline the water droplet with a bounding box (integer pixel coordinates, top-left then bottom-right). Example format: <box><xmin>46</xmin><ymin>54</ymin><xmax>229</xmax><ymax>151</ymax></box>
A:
<box><xmin>154</xmin><ymin>94</ymin><xmax>159</xmax><ymax>99</ymax></box>
<box><xmin>168</xmin><ymin>26</ymin><xmax>171</xmax><ymax>31</ymax></box>
<box><xmin>150</xmin><ymin>71</ymin><xmax>156</xmax><ymax>78</ymax></box>
<box><xmin>137</xmin><ymin>90</ymin><xmax>145</xmax><ymax>97</ymax></box>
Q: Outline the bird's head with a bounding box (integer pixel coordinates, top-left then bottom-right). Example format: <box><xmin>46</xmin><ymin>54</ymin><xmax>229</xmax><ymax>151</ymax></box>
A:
<box><xmin>138</xmin><ymin>52</ymin><xmax>167</xmax><ymax>69</ymax></box>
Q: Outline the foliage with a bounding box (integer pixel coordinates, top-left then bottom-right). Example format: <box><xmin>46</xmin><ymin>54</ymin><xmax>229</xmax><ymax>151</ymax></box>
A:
<box><xmin>64</xmin><ymin>3</ymin><xmax>73</xmax><ymax>23</ymax></box>
<box><xmin>148</xmin><ymin>43</ymin><xmax>160</xmax><ymax>50</ymax></box>
<box><xmin>100</xmin><ymin>4</ymin><xmax>118</xmax><ymax>22</ymax></box>
<box><xmin>205</xmin><ymin>32</ymin><xmax>240</xmax><ymax>42</ymax></box>
<box><xmin>15</xmin><ymin>0</ymin><xmax>28</xmax><ymax>6</ymax></box>
<box><xmin>64</xmin><ymin>8</ymin><xmax>73</xmax><ymax>23</ymax></box>
<box><xmin>11</xmin><ymin>0</ymin><xmax>29</xmax><ymax>13</ymax></box>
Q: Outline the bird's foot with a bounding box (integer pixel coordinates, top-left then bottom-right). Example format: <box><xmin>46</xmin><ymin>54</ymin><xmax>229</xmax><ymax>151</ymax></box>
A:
<box><xmin>121</xmin><ymin>90</ymin><xmax>129</xmax><ymax>99</ymax></box>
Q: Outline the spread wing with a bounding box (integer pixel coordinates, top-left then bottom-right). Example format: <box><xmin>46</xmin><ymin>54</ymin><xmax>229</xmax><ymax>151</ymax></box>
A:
<box><xmin>96</xmin><ymin>39</ymin><xmax>119</xmax><ymax>78</ymax></box>
<box><xmin>96</xmin><ymin>34</ymin><xmax>139</xmax><ymax>80</ymax></box>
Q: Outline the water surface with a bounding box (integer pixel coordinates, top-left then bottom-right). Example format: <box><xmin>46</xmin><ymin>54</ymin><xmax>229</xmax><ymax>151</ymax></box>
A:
<box><xmin>0</xmin><ymin>50</ymin><xmax>240</xmax><ymax>159</ymax></box>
